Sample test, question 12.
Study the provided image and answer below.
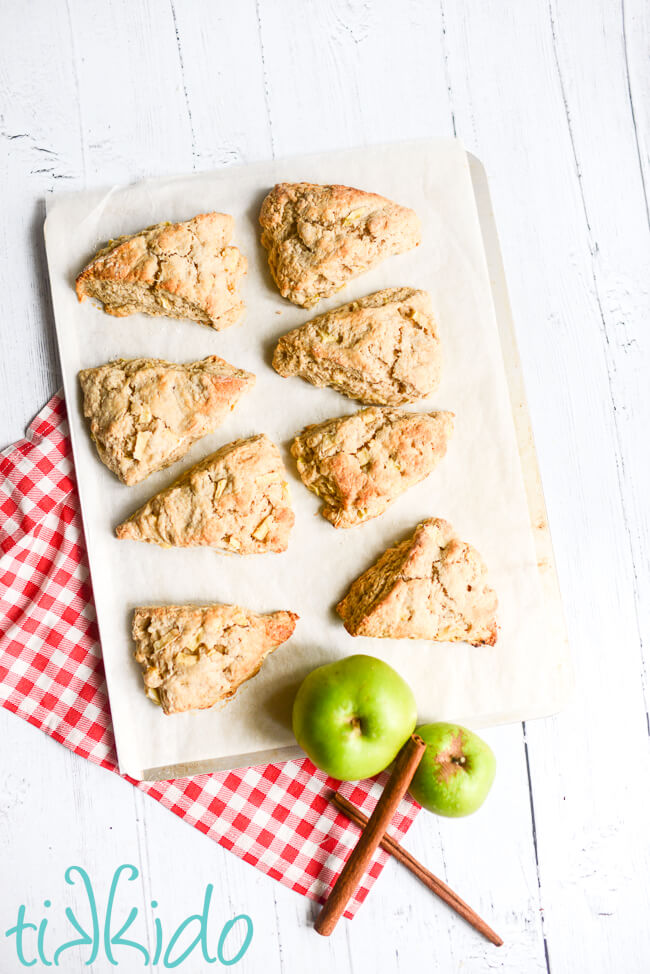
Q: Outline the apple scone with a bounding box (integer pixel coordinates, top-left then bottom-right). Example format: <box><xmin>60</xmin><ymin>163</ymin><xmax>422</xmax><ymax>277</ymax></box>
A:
<box><xmin>272</xmin><ymin>288</ymin><xmax>441</xmax><ymax>405</ymax></box>
<box><xmin>79</xmin><ymin>355</ymin><xmax>254</xmax><ymax>486</ymax></box>
<box><xmin>75</xmin><ymin>212</ymin><xmax>247</xmax><ymax>329</ymax></box>
<box><xmin>116</xmin><ymin>434</ymin><xmax>294</xmax><ymax>554</ymax></box>
<box><xmin>336</xmin><ymin>518</ymin><xmax>498</xmax><ymax>646</ymax></box>
<box><xmin>292</xmin><ymin>407</ymin><xmax>454</xmax><ymax>528</ymax></box>
<box><xmin>132</xmin><ymin>603</ymin><xmax>299</xmax><ymax>715</ymax></box>
<box><xmin>259</xmin><ymin>183</ymin><xmax>421</xmax><ymax>307</ymax></box>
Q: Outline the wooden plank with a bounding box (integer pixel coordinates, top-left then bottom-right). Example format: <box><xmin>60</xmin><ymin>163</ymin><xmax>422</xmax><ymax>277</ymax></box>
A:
<box><xmin>0</xmin><ymin>724</ymin><xmax>158</xmax><ymax>973</ymax></box>
<box><xmin>531</xmin><ymin>0</ymin><xmax>650</xmax><ymax>968</ymax></box>
<box><xmin>441</xmin><ymin>1</ymin><xmax>650</xmax><ymax>971</ymax></box>
<box><xmin>167</xmin><ymin>0</ymin><xmax>272</xmax><ymax>167</ymax></box>
<box><xmin>72</xmin><ymin>2</ymin><xmax>293</xmax><ymax>968</ymax></box>
<box><xmin>0</xmin><ymin>0</ymin><xmax>80</xmax><ymax>446</ymax></box>
<box><xmin>256</xmin><ymin>0</ymin><xmax>453</xmax><ymax>155</ymax></box>
<box><xmin>65</xmin><ymin>0</ymin><xmax>194</xmax><ymax>184</ymax></box>
<box><xmin>255</xmin><ymin>0</ymin><xmax>548</xmax><ymax>969</ymax></box>
<box><xmin>51</xmin><ymin>1</ymin><xmax>286</xmax><ymax>969</ymax></box>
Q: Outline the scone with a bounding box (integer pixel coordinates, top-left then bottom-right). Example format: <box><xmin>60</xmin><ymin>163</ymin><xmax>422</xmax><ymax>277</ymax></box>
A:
<box><xmin>132</xmin><ymin>603</ymin><xmax>299</xmax><ymax>714</ymax></box>
<box><xmin>79</xmin><ymin>356</ymin><xmax>255</xmax><ymax>486</ymax></box>
<box><xmin>117</xmin><ymin>434</ymin><xmax>294</xmax><ymax>553</ymax></box>
<box><xmin>336</xmin><ymin>518</ymin><xmax>497</xmax><ymax>646</ymax></box>
<box><xmin>75</xmin><ymin>212</ymin><xmax>247</xmax><ymax>329</ymax></box>
<box><xmin>292</xmin><ymin>407</ymin><xmax>454</xmax><ymax>528</ymax></box>
<box><xmin>259</xmin><ymin>183</ymin><xmax>421</xmax><ymax>307</ymax></box>
<box><xmin>272</xmin><ymin>288</ymin><xmax>441</xmax><ymax>405</ymax></box>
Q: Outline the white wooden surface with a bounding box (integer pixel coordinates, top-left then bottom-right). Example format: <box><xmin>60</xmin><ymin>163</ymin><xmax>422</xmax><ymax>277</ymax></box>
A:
<box><xmin>1</xmin><ymin>1</ymin><xmax>648</xmax><ymax>971</ymax></box>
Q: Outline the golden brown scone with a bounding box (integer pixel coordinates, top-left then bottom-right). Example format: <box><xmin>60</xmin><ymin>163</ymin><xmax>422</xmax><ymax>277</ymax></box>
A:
<box><xmin>272</xmin><ymin>288</ymin><xmax>441</xmax><ymax>405</ymax></box>
<box><xmin>117</xmin><ymin>434</ymin><xmax>294</xmax><ymax>554</ymax></box>
<box><xmin>75</xmin><ymin>212</ymin><xmax>247</xmax><ymax>329</ymax></box>
<box><xmin>292</xmin><ymin>407</ymin><xmax>454</xmax><ymax>528</ymax></box>
<box><xmin>259</xmin><ymin>183</ymin><xmax>421</xmax><ymax>307</ymax></box>
<box><xmin>336</xmin><ymin>518</ymin><xmax>498</xmax><ymax>646</ymax></box>
<box><xmin>132</xmin><ymin>603</ymin><xmax>299</xmax><ymax>715</ymax></box>
<box><xmin>79</xmin><ymin>356</ymin><xmax>255</xmax><ymax>486</ymax></box>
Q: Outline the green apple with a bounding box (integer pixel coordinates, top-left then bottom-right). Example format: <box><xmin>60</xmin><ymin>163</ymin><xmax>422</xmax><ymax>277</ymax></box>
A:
<box><xmin>408</xmin><ymin>723</ymin><xmax>496</xmax><ymax>816</ymax></box>
<box><xmin>292</xmin><ymin>655</ymin><xmax>417</xmax><ymax>781</ymax></box>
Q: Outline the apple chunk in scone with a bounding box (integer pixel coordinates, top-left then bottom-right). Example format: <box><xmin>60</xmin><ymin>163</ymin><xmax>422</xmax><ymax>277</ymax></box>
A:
<box><xmin>117</xmin><ymin>434</ymin><xmax>294</xmax><ymax>554</ymax></box>
<box><xmin>336</xmin><ymin>518</ymin><xmax>498</xmax><ymax>646</ymax></box>
<box><xmin>272</xmin><ymin>288</ymin><xmax>441</xmax><ymax>405</ymax></box>
<box><xmin>291</xmin><ymin>406</ymin><xmax>454</xmax><ymax>528</ymax></box>
<box><xmin>76</xmin><ymin>212</ymin><xmax>247</xmax><ymax>329</ymax></box>
<box><xmin>259</xmin><ymin>183</ymin><xmax>421</xmax><ymax>308</ymax></box>
<box><xmin>132</xmin><ymin>603</ymin><xmax>299</xmax><ymax>715</ymax></box>
<box><xmin>78</xmin><ymin>355</ymin><xmax>255</xmax><ymax>486</ymax></box>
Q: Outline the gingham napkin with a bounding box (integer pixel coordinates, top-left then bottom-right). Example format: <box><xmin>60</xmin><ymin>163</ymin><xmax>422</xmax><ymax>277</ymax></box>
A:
<box><xmin>0</xmin><ymin>394</ymin><xmax>419</xmax><ymax>918</ymax></box>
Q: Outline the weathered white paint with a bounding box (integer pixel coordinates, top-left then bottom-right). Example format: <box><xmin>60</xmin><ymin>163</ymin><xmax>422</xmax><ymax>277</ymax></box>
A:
<box><xmin>0</xmin><ymin>1</ymin><xmax>648</xmax><ymax>971</ymax></box>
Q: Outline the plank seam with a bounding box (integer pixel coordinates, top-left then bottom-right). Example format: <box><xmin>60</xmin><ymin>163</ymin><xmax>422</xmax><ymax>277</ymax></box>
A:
<box><xmin>169</xmin><ymin>0</ymin><xmax>197</xmax><ymax>168</ymax></box>
<box><xmin>621</xmin><ymin>0</ymin><xmax>650</xmax><ymax>232</ymax></box>
<box><xmin>255</xmin><ymin>0</ymin><xmax>276</xmax><ymax>158</ymax></box>
<box><xmin>439</xmin><ymin>0</ymin><xmax>457</xmax><ymax>138</ymax></box>
<box><xmin>64</xmin><ymin>0</ymin><xmax>87</xmax><ymax>185</ymax></box>
<box><xmin>523</xmin><ymin>722</ymin><xmax>552</xmax><ymax>974</ymax></box>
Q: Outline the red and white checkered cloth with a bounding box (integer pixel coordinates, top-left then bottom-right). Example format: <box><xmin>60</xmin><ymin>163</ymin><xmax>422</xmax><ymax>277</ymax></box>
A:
<box><xmin>0</xmin><ymin>394</ymin><xmax>419</xmax><ymax>918</ymax></box>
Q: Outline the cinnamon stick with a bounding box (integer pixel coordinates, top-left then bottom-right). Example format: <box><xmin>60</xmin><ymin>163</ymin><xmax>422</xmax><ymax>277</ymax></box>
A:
<box><xmin>315</xmin><ymin>733</ymin><xmax>426</xmax><ymax>936</ymax></box>
<box><xmin>332</xmin><ymin>792</ymin><xmax>503</xmax><ymax>947</ymax></box>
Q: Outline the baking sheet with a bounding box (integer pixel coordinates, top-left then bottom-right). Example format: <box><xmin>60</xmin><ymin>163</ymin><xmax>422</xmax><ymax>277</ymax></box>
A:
<box><xmin>44</xmin><ymin>139</ymin><xmax>572</xmax><ymax>780</ymax></box>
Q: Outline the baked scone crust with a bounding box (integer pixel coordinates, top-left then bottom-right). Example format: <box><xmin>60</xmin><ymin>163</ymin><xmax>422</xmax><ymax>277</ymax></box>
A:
<box><xmin>133</xmin><ymin>603</ymin><xmax>299</xmax><ymax>715</ymax></box>
<box><xmin>336</xmin><ymin>518</ymin><xmax>498</xmax><ymax>646</ymax></box>
<box><xmin>259</xmin><ymin>183</ymin><xmax>421</xmax><ymax>307</ymax></box>
<box><xmin>272</xmin><ymin>288</ymin><xmax>441</xmax><ymax>405</ymax></box>
<box><xmin>79</xmin><ymin>356</ymin><xmax>255</xmax><ymax>486</ymax></box>
<box><xmin>75</xmin><ymin>212</ymin><xmax>247</xmax><ymax>329</ymax></box>
<box><xmin>292</xmin><ymin>407</ymin><xmax>454</xmax><ymax>528</ymax></box>
<box><xmin>116</xmin><ymin>434</ymin><xmax>294</xmax><ymax>554</ymax></box>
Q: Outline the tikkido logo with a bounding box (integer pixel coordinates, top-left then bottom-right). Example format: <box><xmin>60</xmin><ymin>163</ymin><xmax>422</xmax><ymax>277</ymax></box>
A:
<box><xmin>4</xmin><ymin>865</ymin><xmax>253</xmax><ymax>968</ymax></box>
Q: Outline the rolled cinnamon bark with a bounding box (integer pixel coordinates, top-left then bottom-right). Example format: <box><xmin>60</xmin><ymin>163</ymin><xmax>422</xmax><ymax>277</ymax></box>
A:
<box><xmin>331</xmin><ymin>791</ymin><xmax>503</xmax><ymax>946</ymax></box>
<box><xmin>315</xmin><ymin>734</ymin><xmax>426</xmax><ymax>936</ymax></box>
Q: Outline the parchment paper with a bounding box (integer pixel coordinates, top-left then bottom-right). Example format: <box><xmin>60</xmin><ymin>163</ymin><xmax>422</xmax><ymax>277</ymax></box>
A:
<box><xmin>44</xmin><ymin>139</ymin><xmax>572</xmax><ymax>779</ymax></box>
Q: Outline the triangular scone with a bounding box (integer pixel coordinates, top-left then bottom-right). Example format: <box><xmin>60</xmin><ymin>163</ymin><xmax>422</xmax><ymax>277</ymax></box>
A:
<box><xmin>259</xmin><ymin>183</ymin><xmax>421</xmax><ymax>307</ymax></box>
<box><xmin>292</xmin><ymin>407</ymin><xmax>454</xmax><ymax>528</ymax></box>
<box><xmin>117</xmin><ymin>434</ymin><xmax>294</xmax><ymax>554</ymax></box>
<box><xmin>133</xmin><ymin>603</ymin><xmax>299</xmax><ymax>715</ymax></box>
<box><xmin>79</xmin><ymin>356</ymin><xmax>255</xmax><ymax>486</ymax></box>
<box><xmin>273</xmin><ymin>288</ymin><xmax>441</xmax><ymax>405</ymax></box>
<box><xmin>336</xmin><ymin>518</ymin><xmax>498</xmax><ymax>646</ymax></box>
<box><xmin>75</xmin><ymin>212</ymin><xmax>247</xmax><ymax>329</ymax></box>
